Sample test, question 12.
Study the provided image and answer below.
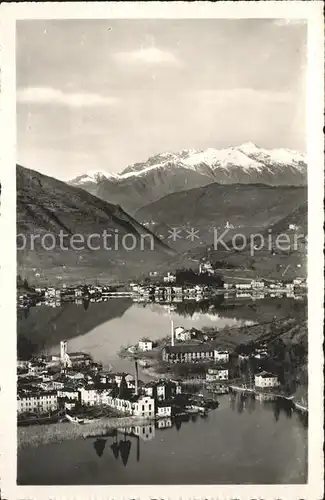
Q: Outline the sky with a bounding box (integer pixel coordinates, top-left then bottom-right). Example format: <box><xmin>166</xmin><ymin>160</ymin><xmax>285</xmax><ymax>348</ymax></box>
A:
<box><xmin>16</xmin><ymin>19</ymin><xmax>307</xmax><ymax>180</ymax></box>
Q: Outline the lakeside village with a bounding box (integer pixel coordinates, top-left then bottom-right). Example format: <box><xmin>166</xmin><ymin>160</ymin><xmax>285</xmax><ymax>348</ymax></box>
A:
<box><xmin>18</xmin><ymin>261</ymin><xmax>307</xmax><ymax>309</ymax></box>
<box><xmin>17</xmin><ymin>262</ymin><xmax>307</xmax><ymax>428</ymax></box>
<box><xmin>17</xmin><ymin>314</ymin><xmax>308</xmax><ymax>430</ymax></box>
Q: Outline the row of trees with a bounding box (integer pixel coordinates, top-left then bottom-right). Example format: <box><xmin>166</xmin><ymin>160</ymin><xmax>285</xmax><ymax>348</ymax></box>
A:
<box><xmin>175</xmin><ymin>268</ymin><xmax>224</xmax><ymax>287</ymax></box>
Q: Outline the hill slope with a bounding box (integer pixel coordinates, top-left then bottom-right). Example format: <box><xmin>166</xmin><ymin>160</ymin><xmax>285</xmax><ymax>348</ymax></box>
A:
<box><xmin>135</xmin><ymin>183</ymin><xmax>307</xmax><ymax>251</ymax></box>
<box><xmin>17</xmin><ymin>165</ymin><xmax>175</xmax><ymax>284</ymax></box>
<box><xmin>182</xmin><ymin>202</ymin><xmax>307</xmax><ymax>281</ymax></box>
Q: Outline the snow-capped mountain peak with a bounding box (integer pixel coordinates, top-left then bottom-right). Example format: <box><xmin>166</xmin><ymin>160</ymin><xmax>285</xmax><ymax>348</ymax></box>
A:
<box><xmin>69</xmin><ymin>170</ymin><xmax>120</xmax><ymax>185</ymax></box>
<box><xmin>237</xmin><ymin>145</ymin><xmax>306</xmax><ymax>170</ymax></box>
<box><xmin>68</xmin><ymin>143</ymin><xmax>306</xmax><ymax>212</ymax></box>
<box><xmin>267</xmin><ymin>148</ymin><xmax>305</xmax><ymax>166</ymax></box>
<box><xmin>182</xmin><ymin>146</ymin><xmax>264</xmax><ymax>172</ymax></box>
<box><xmin>237</xmin><ymin>142</ymin><xmax>261</xmax><ymax>154</ymax></box>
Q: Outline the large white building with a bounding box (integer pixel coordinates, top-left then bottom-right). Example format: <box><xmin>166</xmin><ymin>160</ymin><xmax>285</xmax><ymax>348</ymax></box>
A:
<box><xmin>45</xmin><ymin>288</ymin><xmax>61</xmax><ymax>299</ymax></box>
<box><xmin>251</xmin><ymin>280</ymin><xmax>265</xmax><ymax>289</ymax></box>
<box><xmin>174</xmin><ymin>326</ymin><xmax>192</xmax><ymax>342</ymax></box>
<box><xmin>133</xmin><ymin>396</ymin><xmax>155</xmax><ymax>417</ymax></box>
<box><xmin>214</xmin><ymin>350</ymin><xmax>229</xmax><ymax>363</ymax></box>
<box><xmin>17</xmin><ymin>391</ymin><xmax>58</xmax><ymax>414</ymax></box>
<box><xmin>57</xmin><ymin>389</ymin><xmax>80</xmax><ymax>401</ymax></box>
<box><xmin>163</xmin><ymin>272</ymin><xmax>176</xmax><ymax>283</ymax></box>
<box><xmin>199</xmin><ymin>261</ymin><xmax>214</xmax><ymax>275</ymax></box>
<box><xmin>206</xmin><ymin>368</ymin><xmax>229</xmax><ymax>382</ymax></box>
<box><xmin>138</xmin><ymin>339</ymin><xmax>153</xmax><ymax>351</ymax></box>
<box><xmin>293</xmin><ymin>277</ymin><xmax>305</xmax><ymax>286</ymax></box>
<box><xmin>254</xmin><ymin>372</ymin><xmax>280</xmax><ymax>388</ymax></box>
<box><xmin>163</xmin><ymin>344</ymin><xmax>215</xmax><ymax>363</ymax></box>
<box><xmin>235</xmin><ymin>283</ymin><xmax>251</xmax><ymax>290</ymax></box>
<box><xmin>79</xmin><ymin>387</ymin><xmax>102</xmax><ymax>406</ymax></box>
<box><xmin>108</xmin><ymin>395</ymin><xmax>155</xmax><ymax>417</ymax></box>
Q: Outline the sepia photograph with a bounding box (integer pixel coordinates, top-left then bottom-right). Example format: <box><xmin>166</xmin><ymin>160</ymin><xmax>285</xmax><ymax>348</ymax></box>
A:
<box><xmin>0</xmin><ymin>2</ymin><xmax>324</xmax><ymax>499</ymax></box>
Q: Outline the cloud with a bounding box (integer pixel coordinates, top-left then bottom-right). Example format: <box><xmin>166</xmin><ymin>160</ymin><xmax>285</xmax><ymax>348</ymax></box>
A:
<box><xmin>187</xmin><ymin>88</ymin><xmax>294</xmax><ymax>106</ymax></box>
<box><xmin>17</xmin><ymin>87</ymin><xmax>120</xmax><ymax>107</ymax></box>
<box><xmin>273</xmin><ymin>19</ymin><xmax>307</xmax><ymax>27</ymax></box>
<box><xmin>114</xmin><ymin>47</ymin><xmax>179</xmax><ymax>65</ymax></box>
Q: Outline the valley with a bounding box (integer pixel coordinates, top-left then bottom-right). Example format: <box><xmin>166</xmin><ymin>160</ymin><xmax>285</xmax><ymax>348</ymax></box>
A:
<box><xmin>17</xmin><ymin>143</ymin><xmax>307</xmax><ymax>286</ymax></box>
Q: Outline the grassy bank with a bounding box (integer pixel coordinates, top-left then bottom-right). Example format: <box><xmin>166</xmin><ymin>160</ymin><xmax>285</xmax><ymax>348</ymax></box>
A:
<box><xmin>18</xmin><ymin>415</ymin><xmax>154</xmax><ymax>450</ymax></box>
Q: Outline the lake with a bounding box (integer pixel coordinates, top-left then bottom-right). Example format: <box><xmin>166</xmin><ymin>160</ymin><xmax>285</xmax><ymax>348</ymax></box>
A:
<box><xmin>17</xmin><ymin>296</ymin><xmax>308</xmax><ymax>484</ymax></box>
<box><xmin>17</xmin><ymin>393</ymin><xmax>308</xmax><ymax>485</ymax></box>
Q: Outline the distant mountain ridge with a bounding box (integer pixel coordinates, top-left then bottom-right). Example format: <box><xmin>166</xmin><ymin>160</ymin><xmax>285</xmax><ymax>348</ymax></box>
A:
<box><xmin>135</xmin><ymin>182</ymin><xmax>307</xmax><ymax>252</ymax></box>
<box><xmin>69</xmin><ymin>143</ymin><xmax>307</xmax><ymax>213</ymax></box>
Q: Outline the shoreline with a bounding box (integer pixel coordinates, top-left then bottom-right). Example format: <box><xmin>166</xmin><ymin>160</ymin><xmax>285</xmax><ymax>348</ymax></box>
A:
<box><xmin>229</xmin><ymin>385</ymin><xmax>308</xmax><ymax>412</ymax></box>
<box><xmin>17</xmin><ymin>415</ymin><xmax>155</xmax><ymax>450</ymax></box>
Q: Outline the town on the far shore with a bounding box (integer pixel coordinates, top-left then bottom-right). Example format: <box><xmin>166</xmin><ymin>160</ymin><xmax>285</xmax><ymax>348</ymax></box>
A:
<box><xmin>17</xmin><ymin>262</ymin><xmax>308</xmax><ymax>432</ymax></box>
<box><xmin>18</xmin><ymin>260</ymin><xmax>307</xmax><ymax>309</ymax></box>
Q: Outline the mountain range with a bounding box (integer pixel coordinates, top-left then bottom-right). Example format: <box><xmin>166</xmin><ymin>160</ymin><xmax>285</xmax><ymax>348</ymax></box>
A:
<box><xmin>17</xmin><ymin>142</ymin><xmax>307</xmax><ymax>283</ymax></box>
<box><xmin>69</xmin><ymin>143</ymin><xmax>307</xmax><ymax>213</ymax></box>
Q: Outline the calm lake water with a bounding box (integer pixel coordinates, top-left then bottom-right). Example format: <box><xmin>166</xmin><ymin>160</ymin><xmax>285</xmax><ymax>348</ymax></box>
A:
<box><xmin>50</xmin><ymin>302</ymin><xmax>254</xmax><ymax>376</ymax></box>
<box><xmin>17</xmin><ymin>296</ymin><xmax>308</xmax><ymax>484</ymax></box>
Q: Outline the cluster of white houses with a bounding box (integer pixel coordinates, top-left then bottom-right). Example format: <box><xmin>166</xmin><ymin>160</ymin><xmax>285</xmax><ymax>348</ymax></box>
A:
<box><xmin>132</xmin><ymin>283</ymin><xmax>210</xmax><ymax>301</ymax></box>
<box><xmin>224</xmin><ymin>277</ymin><xmax>306</xmax><ymax>291</ymax></box>
<box><xmin>17</xmin><ymin>375</ymin><xmax>181</xmax><ymax>417</ymax></box>
<box><xmin>79</xmin><ymin>389</ymin><xmax>157</xmax><ymax>417</ymax></box>
<box><xmin>39</xmin><ymin>285</ymin><xmax>115</xmax><ymax>300</ymax></box>
<box><xmin>17</xmin><ymin>338</ymin><xmax>183</xmax><ymax>417</ymax></box>
<box><xmin>17</xmin><ymin>370</ymin><xmax>281</xmax><ymax>415</ymax></box>
<box><xmin>17</xmin><ymin>332</ymin><xmax>283</xmax><ymax>418</ymax></box>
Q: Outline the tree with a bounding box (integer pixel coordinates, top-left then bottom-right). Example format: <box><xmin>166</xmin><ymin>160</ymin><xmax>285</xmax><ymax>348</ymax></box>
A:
<box><xmin>111</xmin><ymin>382</ymin><xmax>119</xmax><ymax>399</ymax></box>
<box><xmin>119</xmin><ymin>375</ymin><xmax>128</xmax><ymax>399</ymax></box>
<box><xmin>175</xmin><ymin>267</ymin><xmax>224</xmax><ymax>287</ymax></box>
<box><xmin>268</xmin><ymin>339</ymin><xmax>286</xmax><ymax>362</ymax></box>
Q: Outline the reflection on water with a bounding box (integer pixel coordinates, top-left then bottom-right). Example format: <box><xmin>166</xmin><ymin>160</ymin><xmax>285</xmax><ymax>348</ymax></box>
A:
<box><xmin>229</xmin><ymin>391</ymin><xmax>308</xmax><ymax>426</ymax></box>
<box><xmin>17</xmin><ymin>295</ymin><xmax>308</xmax><ymax>485</ymax></box>
<box><xmin>18</xmin><ymin>295</ymin><xmax>306</xmax><ymax>364</ymax></box>
<box><xmin>83</xmin><ymin>396</ymin><xmax>308</xmax><ymax>470</ymax></box>
<box><xmin>18</xmin><ymin>393</ymin><xmax>308</xmax><ymax>485</ymax></box>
